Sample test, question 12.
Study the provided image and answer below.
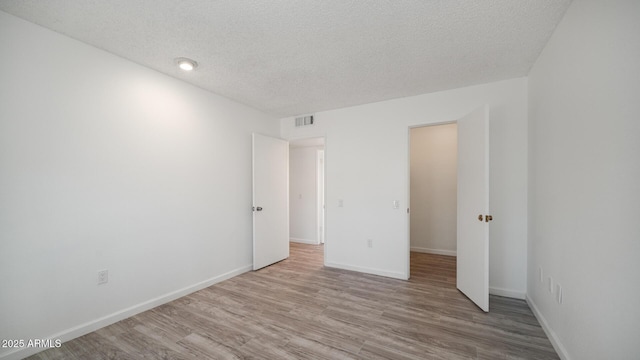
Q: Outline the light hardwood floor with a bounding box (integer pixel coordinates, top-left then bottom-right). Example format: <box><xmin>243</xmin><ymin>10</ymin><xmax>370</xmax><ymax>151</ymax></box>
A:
<box><xmin>28</xmin><ymin>243</ymin><xmax>558</xmax><ymax>359</ymax></box>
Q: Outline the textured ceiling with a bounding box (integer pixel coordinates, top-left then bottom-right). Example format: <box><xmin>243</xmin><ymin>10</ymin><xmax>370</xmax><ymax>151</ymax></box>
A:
<box><xmin>0</xmin><ymin>0</ymin><xmax>571</xmax><ymax>117</ymax></box>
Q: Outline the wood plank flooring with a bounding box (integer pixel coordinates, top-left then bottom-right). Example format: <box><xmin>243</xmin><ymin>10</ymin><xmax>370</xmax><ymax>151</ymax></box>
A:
<box><xmin>28</xmin><ymin>243</ymin><xmax>558</xmax><ymax>359</ymax></box>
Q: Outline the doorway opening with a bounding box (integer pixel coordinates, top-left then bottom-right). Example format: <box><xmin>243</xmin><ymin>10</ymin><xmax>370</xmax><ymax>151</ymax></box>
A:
<box><xmin>409</xmin><ymin>123</ymin><xmax>458</xmax><ymax>280</ymax></box>
<box><xmin>408</xmin><ymin>106</ymin><xmax>490</xmax><ymax>311</ymax></box>
<box><xmin>289</xmin><ymin>137</ymin><xmax>326</xmax><ymax>260</ymax></box>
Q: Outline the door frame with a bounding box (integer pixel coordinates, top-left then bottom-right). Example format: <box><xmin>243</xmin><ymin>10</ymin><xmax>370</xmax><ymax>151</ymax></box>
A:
<box><xmin>406</xmin><ymin>106</ymin><xmax>490</xmax><ymax>312</ymax></box>
<box><xmin>406</xmin><ymin>121</ymin><xmax>457</xmax><ymax>279</ymax></box>
<box><xmin>316</xmin><ymin>149</ymin><xmax>325</xmax><ymax>244</ymax></box>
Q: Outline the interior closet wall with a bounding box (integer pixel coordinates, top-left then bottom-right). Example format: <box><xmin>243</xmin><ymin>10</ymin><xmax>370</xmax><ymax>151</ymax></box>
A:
<box><xmin>410</xmin><ymin>124</ymin><xmax>457</xmax><ymax>256</ymax></box>
<box><xmin>289</xmin><ymin>145</ymin><xmax>323</xmax><ymax>244</ymax></box>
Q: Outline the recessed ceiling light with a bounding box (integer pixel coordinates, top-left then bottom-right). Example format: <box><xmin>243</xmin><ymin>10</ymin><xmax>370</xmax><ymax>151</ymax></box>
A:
<box><xmin>175</xmin><ymin>57</ymin><xmax>198</xmax><ymax>71</ymax></box>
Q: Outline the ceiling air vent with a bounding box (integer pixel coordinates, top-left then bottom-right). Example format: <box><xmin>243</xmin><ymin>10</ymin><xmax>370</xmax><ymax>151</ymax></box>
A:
<box><xmin>295</xmin><ymin>115</ymin><xmax>314</xmax><ymax>127</ymax></box>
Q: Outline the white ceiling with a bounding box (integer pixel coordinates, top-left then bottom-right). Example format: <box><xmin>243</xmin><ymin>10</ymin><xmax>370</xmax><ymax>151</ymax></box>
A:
<box><xmin>0</xmin><ymin>1</ymin><xmax>572</xmax><ymax>117</ymax></box>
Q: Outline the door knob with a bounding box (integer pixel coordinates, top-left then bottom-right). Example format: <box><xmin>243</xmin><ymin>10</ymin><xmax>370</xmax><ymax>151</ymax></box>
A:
<box><xmin>485</xmin><ymin>215</ymin><xmax>493</xmax><ymax>222</ymax></box>
<box><xmin>478</xmin><ymin>214</ymin><xmax>483</xmax><ymax>221</ymax></box>
<box><xmin>256</xmin><ymin>207</ymin><xmax>263</xmax><ymax>211</ymax></box>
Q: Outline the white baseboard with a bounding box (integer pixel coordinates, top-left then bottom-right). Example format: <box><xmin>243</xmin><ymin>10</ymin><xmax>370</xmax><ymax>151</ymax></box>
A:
<box><xmin>526</xmin><ymin>295</ymin><xmax>571</xmax><ymax>360</ymax></box>
<box><xmin>290</xmin><ymin>237</ymin><xmax>318</xmax><ymax>245</ymax></box>
<box><xmin>410</xmin><ymin>247</ymin><xmax>457</xmax><ymax>257</ymax></box>
<box><xmin>0</xmin><ymin>264</ymin><xmax>252</xmax><ymax>360</ymax></box>
<box><xmin>489</xmin><ymin>286</ymin><xmax>526</xmax><ymax>300</ymax></box>
<box><xmin>324</xmin><ymin>261</ymin><xmax>407</xmax><ymax>280</ymax></box>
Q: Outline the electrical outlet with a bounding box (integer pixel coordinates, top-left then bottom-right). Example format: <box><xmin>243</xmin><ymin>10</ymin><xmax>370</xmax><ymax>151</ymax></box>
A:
<box><xmin>98</xmin><ymin>269</ymin><xmax>108</xmax><ymax>285</ymax></box>
<box><xmin>548</xmin><ymin>276</ymin><xmax>553</xmax><ymax>293</ymax></box>
<box><xmin>367</xmin><ymin>239</ymin><xmax>373</xmax><ymax>248</ymax></box>
<box><xmin>539</xmin><ymin>267</ymin><xmax>544</xmax><ymax>283</ymax></box>
<box><xmin>556</xmin><ymin>284</ymin><xmax>563</xmax><ymax>304</ymax></box>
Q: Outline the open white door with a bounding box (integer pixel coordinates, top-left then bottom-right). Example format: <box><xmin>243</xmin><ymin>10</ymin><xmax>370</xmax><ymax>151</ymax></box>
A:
<box><xmin>252</xmin><ymin>133</ymin><xmax>289</xmax><ymax>270</ymax></box>
<box><xmin>457</xmin><ymin>105</ymin><xmax>491</xmax><ymax>312</ymax></box>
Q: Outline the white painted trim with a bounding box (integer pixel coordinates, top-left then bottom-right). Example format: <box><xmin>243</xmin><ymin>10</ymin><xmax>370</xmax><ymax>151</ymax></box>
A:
<box><xmin>290</xmin><ymin>237</ymin><xmax>318</xmax><ymax>245</ymax></box>
<box><xmin>489</xmin><ymin>287</ymin><xmax>526</xmax><ymax>300</ymax></box>
<box><xmin>316</xmin><ymin>148</ymin><xmax>325</xmax><ymax>245</ymax></box>
<box><xmin>0</xmin><ymin>265</ymin><xmax>252</xmax><ymax>360</ymax></box>
<box><xmin>410</xmin><ymin>246</ymin><xmax>457</xmax><ymax>257</ymax></box>
<box><xmin>325</xmin><ymin>261</ymin><xmax>408</xmax><ymax>280</ymax></box>
<box><xmin>526</xmin><ymin>295</ymin><xmax>571</xmax><ymax>360</ymax></box>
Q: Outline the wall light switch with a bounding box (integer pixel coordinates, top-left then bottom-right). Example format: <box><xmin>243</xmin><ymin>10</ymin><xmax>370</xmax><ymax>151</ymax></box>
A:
<box><xmin>338</xmin><ymin>199</ymin><xmax>344</xmax><ymax>207</ymax></box>
<box><xmin>98</xmin><ymin>269</ymin><xmax>108</xmax><ymax>285</ymax></box>
<box><xmin>393</xmin><ymin>200</ymin><xmax>399</xmax><ymax>209</ymax></box>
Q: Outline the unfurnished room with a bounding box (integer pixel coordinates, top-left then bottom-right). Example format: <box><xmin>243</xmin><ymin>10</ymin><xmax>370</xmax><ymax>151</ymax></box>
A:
<box><xmin>1</xmin><ymin>1</ymin><xmax>639</xmax><ymax>359</ymax></box>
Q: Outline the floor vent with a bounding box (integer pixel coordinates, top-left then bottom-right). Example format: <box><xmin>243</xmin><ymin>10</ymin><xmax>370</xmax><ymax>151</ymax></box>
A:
<box><xmin>295</xmin><ymin>115</ymin><xmax>314</xmax><ymax>127</ymax></box>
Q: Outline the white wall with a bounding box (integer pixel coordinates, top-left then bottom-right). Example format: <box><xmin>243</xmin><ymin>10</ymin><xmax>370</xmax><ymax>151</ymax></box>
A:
<box><xmin>0</xmin><ymin>11</ymin><xmax>278</xmax><ymax>360</ymax></box>
<box><xmin>410</xmin><ymin>124</ymin><xmax>457</xmax><ymax>256</ymax></box>
<box><xmin>281</xmin><ymin>77</ymin><xmax>528</xmax><ymax>298</ymax></box>
<box><xmin>527</xmin><ymin>1</ymin><xmax>640</xmax><ymax>359</ymax></box>
<box><xmin>289</xmin><ymin>146</ymin><xmax>322</xmax><ymax>244</ymax></box>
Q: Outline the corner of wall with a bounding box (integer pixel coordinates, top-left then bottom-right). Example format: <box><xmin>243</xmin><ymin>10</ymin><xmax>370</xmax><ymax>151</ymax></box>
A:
<box><xmin>526</xmin><ymin>295</ymin><xmax>571</xmax><ymax>360</ymax></box>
